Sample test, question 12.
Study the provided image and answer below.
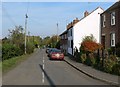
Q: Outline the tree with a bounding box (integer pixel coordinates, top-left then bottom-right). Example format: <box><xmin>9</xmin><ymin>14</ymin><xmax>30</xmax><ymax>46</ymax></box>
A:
<box><xmin>10</xmin><ymin>25</ymin><xmax>25</xmax><ymax>47</ymax></box>
<box><xmin>80</xmin><ymin>34</ymin><xmax>102</xmax><ymax>53</ymax></box>
<box><xmin>82</xmin><ymin>34</ymin><xmax>96</xmax><ymax>42</ymax></box>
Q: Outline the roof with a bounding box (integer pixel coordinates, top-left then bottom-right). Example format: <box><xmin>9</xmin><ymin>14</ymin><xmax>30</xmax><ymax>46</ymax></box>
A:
<box><xmin>59</xmin><ymin>7</ymin><xmax>104</xmax><ymax>36</ymax></box>
<box><xmin>59</xmin><ymin>30</ymin><xmax>68</xmax><ymax>36</ymax></box>
<box><xmin>79</xmin><ymin>7</ymin><xmax>104</xmax><ymax>22</ymax></box>
<box><xmin>102</xmin><ymin>1</ymin><xmax>120</xmax><ymax>14</ymax></box>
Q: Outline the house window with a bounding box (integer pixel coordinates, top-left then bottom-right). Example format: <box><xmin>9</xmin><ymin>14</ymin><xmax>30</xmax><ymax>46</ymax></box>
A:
<box><xmin>102</xmin><ymin>15</ymin><xmax>106</xmax><ymax>27</ymax></box>
<box><xmin>110</xmin><ymin>33</ymin><xmax>115</xmax><ymax>47</ymax></box>
<box><xmin>111</xmin><ymin>12</ymin><xmax>115</xmax><ymax>25</ymax></box>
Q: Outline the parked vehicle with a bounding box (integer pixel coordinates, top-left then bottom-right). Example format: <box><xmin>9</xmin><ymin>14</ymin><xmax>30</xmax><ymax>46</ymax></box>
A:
<box><xmin>47</xmin><ymin>48</ymin><xmax>57</xmax><ymax>56</ymax></box>
<box><xmin>46</xmin><ymin>48</ymin><xmax>51</xmax><ymax>53</ymax></box>
<box><xmin>49</xmin><ymin>49</ymin><xmax>64</xmax><ymax>60</ymax></box>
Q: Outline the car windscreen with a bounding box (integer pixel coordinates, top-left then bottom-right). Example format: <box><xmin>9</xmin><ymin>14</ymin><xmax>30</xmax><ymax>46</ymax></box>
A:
<box><xmin>51</xmin><ymin>49</ymin><xmax>61</xmax><ymax>53</ymax></box>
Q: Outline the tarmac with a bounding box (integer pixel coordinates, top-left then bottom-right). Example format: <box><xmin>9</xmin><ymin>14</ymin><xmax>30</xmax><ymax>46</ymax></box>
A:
<box><xmin>64</xmin><ymin>56</ymin><xmax>120</xmax><ymax>86</ymax></box>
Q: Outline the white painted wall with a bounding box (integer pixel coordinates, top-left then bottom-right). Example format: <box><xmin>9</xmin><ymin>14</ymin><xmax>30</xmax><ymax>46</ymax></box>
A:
<box><xmin>73</xmin><ymin>7</ymin><xmax>104</xmax><ymax>52</ymax></box>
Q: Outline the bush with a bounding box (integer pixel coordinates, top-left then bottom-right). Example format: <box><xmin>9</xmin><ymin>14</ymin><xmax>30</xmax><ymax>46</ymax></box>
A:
<box><xmin>55</xmin><ymin>41</ymin><xmax>60</xmax><ymax>49</ymax></box>
<box><xmin>2</xmin><ymin>43</ymin><xmax>23</xmax><ymax>61</ymax></box>
<box><xmin>112</xmin><ymin>62</ymin><xmax>120</xmax><ymax>76</ymax></box>
<box><xmin>103</xmin><ymin>58</ymin><xmax>116</xmax><ymax>73</ymax></box>
<box><xmin>89</xmin><ymin>53</ymin><xmax>96</xmax><ymax>66</ymax></box>
<box><xmin>85</xmin><ymin>57</ymin><xmax>91</xmax><ymax>66</ymax></box>
<box><xmin>107</xmin><ymin>48</ymin><xmax>112</xmax><ymax>55</ymax></box>
<box><xmin>81</xmin><ymin>54</ymin><xmax>87</xmax><ymax>63</ymax></box>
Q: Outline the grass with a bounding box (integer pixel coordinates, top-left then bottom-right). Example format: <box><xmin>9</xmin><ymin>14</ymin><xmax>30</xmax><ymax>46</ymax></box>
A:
<box><xmin>2</xmin><ymin>54</ymin><xmax>31</xmax><ymax>75</ymax></box>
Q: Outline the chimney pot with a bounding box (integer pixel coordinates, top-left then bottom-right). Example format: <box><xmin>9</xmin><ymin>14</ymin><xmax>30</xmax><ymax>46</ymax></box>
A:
<box><xmin>84</xmin><ymin>11</ymin><xmax>89</xmax><ymax>17</ymax></box>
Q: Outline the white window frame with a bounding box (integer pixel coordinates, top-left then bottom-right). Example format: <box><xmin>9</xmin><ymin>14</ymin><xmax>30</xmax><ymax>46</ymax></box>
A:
<box><xmin>103</xmin><ymin>15</ymin><xmax>106</xmax><ymax>27</ymax></box>
<box><xmin>110</xmin><ymin>33</ymin><xmax>115</xmax><ymax>47</ymax></box>
<box><xmin>111</xmin><ymin>12</ymin><xmax>115</xmax><ymax>25</ymax></box>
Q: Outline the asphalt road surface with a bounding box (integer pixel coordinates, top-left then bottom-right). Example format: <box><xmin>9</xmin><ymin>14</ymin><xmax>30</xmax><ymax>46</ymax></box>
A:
<box><xmin>2</xmin><ymin>49</ymin><xmax>109</xmax><ymax>85</ymax></box>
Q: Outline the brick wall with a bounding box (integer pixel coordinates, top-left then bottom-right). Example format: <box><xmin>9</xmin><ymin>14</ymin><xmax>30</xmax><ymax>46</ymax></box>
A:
<box><xmin>101</xmin><ymin>6</ymin><xmax>120</xmax><ymax>48</ymax></box>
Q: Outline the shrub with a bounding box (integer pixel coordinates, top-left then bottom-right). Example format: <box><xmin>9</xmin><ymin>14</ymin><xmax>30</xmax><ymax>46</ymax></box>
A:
<box><xmin>107</xmin><ymin>48</ymin><xmax>112</xmax><ymax>55</ymax></box>
<box><xmin>103</xmin><ymin>58</ymin><xmax>116</xmax><ymax>73</ymax></box>
<box><xmin>81</xmin><ymin>54</ymin><xmax>87</xmax><ymax>63</ymax></box>
<box><xmin>112</xmin><ymin>62</ymin><xmax>120</xmax><ymax>76</ymax></box>
<box><xmin>89</xmin><ymin>53</ymin><xmax>96</xmax><ymax>66</ymax></box>
<box><xmin>109</xmin><ymin>55</ymin><xmax>117</xmax><ymax>62</ymax></box>
<box><xmin>2</xmin><ymin>43</ymin><xmax>23</xmax><ymax>61</ymax></box>
<box><xmin>85</xmin><ymin>57</ymin><xmax>91</xmax><ymax>66</ymax></box>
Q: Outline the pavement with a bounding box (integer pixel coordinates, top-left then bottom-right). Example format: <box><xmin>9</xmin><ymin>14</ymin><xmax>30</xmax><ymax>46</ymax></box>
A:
<box><xmin>64</xmin><ymin>56</ymin><xmax>120</xmax><ymax>86</ymax></box>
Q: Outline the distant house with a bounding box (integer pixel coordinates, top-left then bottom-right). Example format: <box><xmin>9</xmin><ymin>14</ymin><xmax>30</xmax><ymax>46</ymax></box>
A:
<box><xmin>60</xmin><ymin>18</ymin><xmax>79</xmax><ymax>54</ymax></box>
<box><xmin>60</xmin><ymin>7</ymin><xmax>104</xmax><ymax>55</ymax></box>
<box><xmin>60</xmin><ymin>30</ymin><xmax>68</xmax><ymax>54</ymax></box>
<box><xmin>101</xmin><ymin>1</ymin><xmax>120</xmax><ymax>49</ymax></box>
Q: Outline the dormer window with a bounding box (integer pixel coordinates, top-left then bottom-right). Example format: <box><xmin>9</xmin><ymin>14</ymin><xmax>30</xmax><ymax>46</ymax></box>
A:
<box><xmin>111</xmin><ymin>12</ymin><xmax>115</xmax><ymax>25</ymax></box>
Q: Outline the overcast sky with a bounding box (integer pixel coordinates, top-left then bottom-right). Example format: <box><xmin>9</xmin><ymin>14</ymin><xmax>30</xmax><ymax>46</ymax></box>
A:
<box><xmin>1</xmin><ymin>1</ymin><xmax>115</xmax><ymax>39</ymax></box>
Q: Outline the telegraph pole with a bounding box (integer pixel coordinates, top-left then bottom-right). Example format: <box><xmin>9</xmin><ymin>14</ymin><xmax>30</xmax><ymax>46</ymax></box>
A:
<box><xmin>28</xmin><ymin>31</ymin><xmax>30</xmax><ymax>42</ymax></box>
<box><xmin>57</xmin><ymin>23</ymin><xmax>59</xmax><ymax>42</ymax></box>
<box><xmin>25</xmin><ymin>14</ymin><xmax>28</xmax><ymax>54</ymax></box>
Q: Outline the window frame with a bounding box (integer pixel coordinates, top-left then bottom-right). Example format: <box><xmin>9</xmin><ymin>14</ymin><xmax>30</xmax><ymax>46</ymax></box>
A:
<box><xmin>111</xmin><ymin>12</ymin><xmax>115</xmax><ymax>25</ymax></box>
<box><xmin>110</xmin><ymin>33</ymin><xmax>115</xmax><ymax>47</ymax></box>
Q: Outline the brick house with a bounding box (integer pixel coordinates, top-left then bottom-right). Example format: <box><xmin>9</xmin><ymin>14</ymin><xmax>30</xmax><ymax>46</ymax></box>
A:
<box><xmin>101</xmin><ymin>1</ymin><xmax>120</xmax><ymax>49</ymax></box>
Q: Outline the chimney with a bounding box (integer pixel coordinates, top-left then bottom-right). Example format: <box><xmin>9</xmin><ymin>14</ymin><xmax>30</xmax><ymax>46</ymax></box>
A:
<box><xmin>73</xmin><ymin>18</ymin><xmax>79</xmax><ymax>25</ymax></box>
<box><xmin>67</xmin><ymin>18</ymin><xmax>79</xmax><ymax>30</ymax></box>
<box><xmin>84</xmin><ymin>11</ymin><xmax>89</xmax><ymax>17</ymax></box>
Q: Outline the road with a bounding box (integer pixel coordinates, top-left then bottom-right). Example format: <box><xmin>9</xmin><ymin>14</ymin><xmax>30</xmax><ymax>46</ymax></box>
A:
<box><xmin>3</xmin><ymin>49</ymin><xmax>109</xmax><ymax>85</ymax></box>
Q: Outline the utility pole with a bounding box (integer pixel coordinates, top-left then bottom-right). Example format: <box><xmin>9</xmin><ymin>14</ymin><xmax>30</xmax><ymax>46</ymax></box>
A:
<box><xmin>57</xmin><ymin>23</ymin><xmax>59</xmax><ymax>42</ymax></box>
<box><xmin>25</xmin><ymin>14</ymin><xmax>28</xmax><ymax>54</ymax></box>
<box><xmin>28</xmin><ymin>31</ymin><xmax>30</xmax><ymax>42</ymax></box>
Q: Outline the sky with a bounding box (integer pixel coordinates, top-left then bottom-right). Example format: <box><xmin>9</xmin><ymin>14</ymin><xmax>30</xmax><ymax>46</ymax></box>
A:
<box><xmin>1</xmin><ymin>1</ymin><xmax>116</xmax><ymax>39</ymax></box>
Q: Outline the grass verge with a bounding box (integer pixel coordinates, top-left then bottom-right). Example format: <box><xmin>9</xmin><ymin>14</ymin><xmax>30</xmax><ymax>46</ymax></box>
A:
<box><xmin>2</xmin><ymin>54</ymin><xmax>31</xmax><ymax>75</ymax></box>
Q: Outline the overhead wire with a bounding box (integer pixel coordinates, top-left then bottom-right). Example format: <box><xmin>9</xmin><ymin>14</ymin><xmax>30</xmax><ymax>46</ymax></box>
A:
<box><xmin>25</xmin><ymin>1</ymin><xmax>30</xmax><ymax>15</ymax></box>
<box><xmin>2</xmin><ymin>6</ymin><xmax>17</xmax><ymax>26</ymax></box>
<box><xmin>29</xmin><ymin>17</ymin><xmax>42</xmax><ymax>25</ymax></box>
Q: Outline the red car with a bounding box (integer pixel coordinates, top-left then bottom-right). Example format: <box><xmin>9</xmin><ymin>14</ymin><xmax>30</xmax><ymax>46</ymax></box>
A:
<box><xmin>49</xmin><ymin>49</ymin><xmax>64</xmax><ymax>60</ymax></box>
